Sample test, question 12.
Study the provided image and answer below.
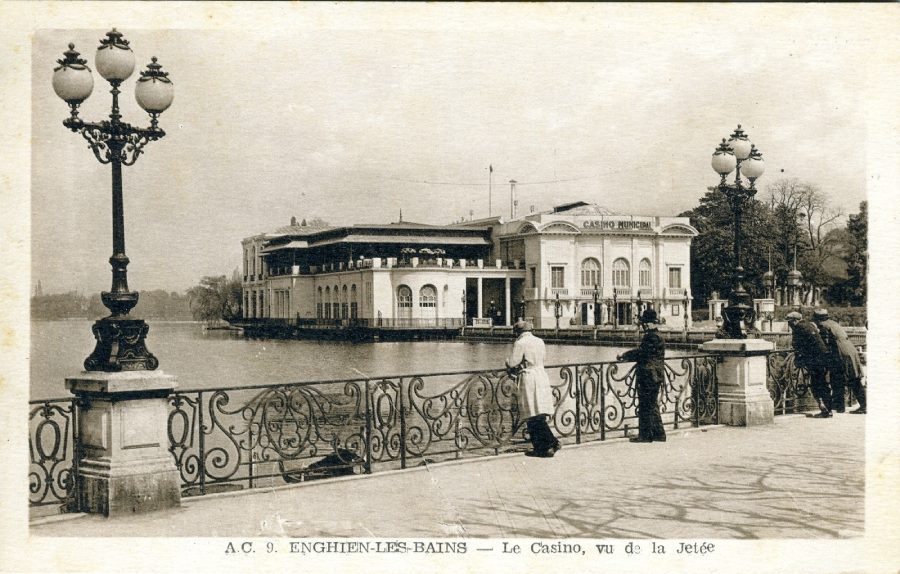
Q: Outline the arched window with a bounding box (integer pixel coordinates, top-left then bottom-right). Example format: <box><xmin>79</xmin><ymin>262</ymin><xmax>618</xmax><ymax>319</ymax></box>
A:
<box><xmin>332</xmin><ymin>284</ymin><xmax>340</xmax><ymax>319</ymax></box>
<box><xmin>419</xmin><ymin>285</ymin><xmax>437</xmax><ymax>307</ymax></box>
<box><xmin>639</xmin><ymin>259</ymin><xmax>652</xmax><ymax>288</ymax></box>
<box><xmin>398</xmin><ymin>285</ymin><xmax>413</xmax><ymax>308</ymax></box>
<box><xmin>612</xmin><ymin>258</ymin><xmax>630</xmax><ymax>287</ymax></box>
<box><xmin>316</xmin><ymin>287</ymin><xmax>323</xmax><ymax>318</ymax></box>
<box><xmin>341</xmin><ymin>285</ymin><xmax>349</xmax><ymax>319</ymax></box>
<box><xmin>324</xmin><ymin>286</ymin><xmax>331</xmax><ymax>318</ymax></box>
<box><xmin>581</xmin><ymin>258</ymin><xmax>601</xmax><ymax>287</ymax></box>
<box><xmin>350</xmin><ymin>284</ymin><xmax>358</xmax><ymax>319</ymax></box>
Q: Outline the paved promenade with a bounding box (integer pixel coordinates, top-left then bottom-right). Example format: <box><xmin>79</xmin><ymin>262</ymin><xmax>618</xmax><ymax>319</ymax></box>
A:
<box><xmin>31</xmin><ymin>413</ymin><xmax>865</xmax><ymax>539</ymax></box>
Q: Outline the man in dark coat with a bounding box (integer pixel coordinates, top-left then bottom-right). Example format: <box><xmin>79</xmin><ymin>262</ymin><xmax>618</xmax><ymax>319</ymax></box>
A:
<box><xmin>813</xmin><ymin>308</ymin><xmax>866</xmax><ymax>414</ymax></box>
<box><xmin>786</xmin><ymin>311</ymin><xmax>832</xmax><ymax>417</ymax></box>
<box><xmin>618</xmin><ymin>308</ymin><xmax>666</xmax><ymax>443</ymax></box>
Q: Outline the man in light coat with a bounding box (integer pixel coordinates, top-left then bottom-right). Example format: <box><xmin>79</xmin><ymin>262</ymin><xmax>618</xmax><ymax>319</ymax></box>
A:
<box><xmin>813</xmin><ymin>308</ymin><xmax>866</xmax><ymax>414</ymax></box>
<box><xmin>506</xmin><ymin>320</ymin><xmax>560</xmax><ymax>457</ymax></box>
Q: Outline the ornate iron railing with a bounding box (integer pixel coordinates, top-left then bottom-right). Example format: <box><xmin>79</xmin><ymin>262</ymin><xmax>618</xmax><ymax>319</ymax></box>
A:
<box><xmin>28</xmin><ymin>398</ymin><xmax>79</xmax><ymax>510</ymax></box>
<box><xmin>766</xmin><ymin>350</ymin><xmax>813</xmax><ymax>414</ymax></box>
<box><xmin>27</xmin><ymin>355</ymin><xmax>719</xmax><ymax>508</ymax></box>
<box><xmin>766</xmin><ymin>349</ymin><xmax>862</xmax><ymax>414</ymax></box>
<box><xmin>166</xmin><ymin>355</ymin><xmax>718</xmax><ymax>498</ymax></box>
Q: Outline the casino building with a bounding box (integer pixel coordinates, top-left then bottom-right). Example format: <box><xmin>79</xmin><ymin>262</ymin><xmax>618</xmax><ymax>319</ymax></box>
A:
<box><xmin>241</xmin><ymin>201</ymin><xmax>697</xmax><ymax>331</ymax></box>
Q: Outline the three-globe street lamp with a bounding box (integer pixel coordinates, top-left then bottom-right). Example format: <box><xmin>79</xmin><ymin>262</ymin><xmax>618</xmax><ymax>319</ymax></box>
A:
<box><xmin>52</xmin><ymin>29</ymin><xmax>174</xmax><ymax>371</ymax></box>
<box><xmin>710</xmin><ymin>124</ymin><xmax>766</xmax><ymax>339</ymax></box>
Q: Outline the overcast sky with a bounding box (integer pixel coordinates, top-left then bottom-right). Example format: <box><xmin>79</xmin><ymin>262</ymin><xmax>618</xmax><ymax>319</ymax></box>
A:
<box><xmin>29</xmin><ymin>6</ymin><xmax>879</xmax><ymax>294</ymax></box>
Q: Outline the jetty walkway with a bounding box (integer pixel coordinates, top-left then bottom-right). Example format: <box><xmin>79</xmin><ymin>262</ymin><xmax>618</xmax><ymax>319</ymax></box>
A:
<box><xmin>31</xmin><ymin>413</ymin><xmax>865</xmax><ymax>539</ymax></box>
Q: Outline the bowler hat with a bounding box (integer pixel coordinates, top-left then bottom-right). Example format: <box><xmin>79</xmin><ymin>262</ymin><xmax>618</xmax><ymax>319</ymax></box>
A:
<box><xmin>812</xmin><ymin>308</ymin><xmax>829</xmax><ymax>321</ymax></box>
<box><xmin>639</xmin><ymin>308</ymin><xmax>658</xmax><ymax>325</ymax></box>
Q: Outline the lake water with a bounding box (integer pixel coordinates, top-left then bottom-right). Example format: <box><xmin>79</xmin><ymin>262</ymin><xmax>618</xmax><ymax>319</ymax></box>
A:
<box><xmin>30</xmin><ymin>321</ymin><xmax>631</xmax><ymax>400</ymax></box>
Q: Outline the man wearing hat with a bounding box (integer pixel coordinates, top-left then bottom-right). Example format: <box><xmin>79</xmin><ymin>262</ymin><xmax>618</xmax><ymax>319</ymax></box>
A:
<box><xmin>813</xmin><ymin>308</ymin><xmax>866</xmax><ymax>414</ymax></box>
<box><xmin>785</xmin><ymin>311</ymin><xmax>832</xmax><ymax>417</ymax></box>
<box><xmin>617</xmin><ymin>308</ymin><xmax>667</xmax><ymax>443</ymax></box>
<box><xmin>506</xmin><ymin>320</ymin><xmax>560</xmax><ymax>457</ymax></box>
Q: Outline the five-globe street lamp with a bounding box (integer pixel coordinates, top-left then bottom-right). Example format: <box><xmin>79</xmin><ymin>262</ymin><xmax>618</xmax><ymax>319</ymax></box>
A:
<box><xmin>52</xmin><ymin>29</ymin><xmax>174</xmax><ymax>371</ymax></box>
<box><xmin>710</xmin><ymin>124</ymin><xmax>766</xmax><ymax>339</ymax></box>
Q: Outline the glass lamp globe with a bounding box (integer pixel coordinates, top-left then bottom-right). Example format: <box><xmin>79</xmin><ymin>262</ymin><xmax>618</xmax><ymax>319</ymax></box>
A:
<box><xmin>727</xmin><ymin>125</ymin><xmax>752</xmax><ymax>160</ymax></box>
<box><xmin>742</xmin><ymin>154</ymin><xmax>765</xmax><ymax>180</ymax></box>
<box><xmin>95</xmin><ymin>29</ymin><xmax>135</xmax><ymax>82</ymax></box>
<box><xmin>52</xmin><ymin>44</ymin><xmax>94</xmax><ymax>104</ymax></box>
<box><xmin>135</xmin><ymin>58</ymin><xmax>174</xmax><ymax>113</ymax></box>
<box><xmin>711</xmin><ymin>140</ymin><xmax>736</xmax><ymax>175</ymax></box>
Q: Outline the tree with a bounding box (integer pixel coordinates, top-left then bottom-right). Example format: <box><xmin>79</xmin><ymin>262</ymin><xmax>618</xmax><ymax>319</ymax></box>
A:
<box><xmin>766</xmin><ymin>178</ymin><xmax>845</xmax><ymax>304</ymax></box>
<box><xmin>679</xmin><ymin>187</ymin><xmax>776</xmax><ymax>306</ymax></box>
<box><xmin>187</xmin><ymin>275</ymin><xmax>242</xmax><ymax>325</ymax></box>
<box><xmin>843</xmin><ymin>201</ymin><xmax>867</xmax><ymax>305</ymax></box>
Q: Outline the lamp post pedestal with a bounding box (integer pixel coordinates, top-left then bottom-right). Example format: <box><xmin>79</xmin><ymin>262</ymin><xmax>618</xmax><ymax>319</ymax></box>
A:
<box><xmin>699</xmin><ymin>338</ymin><xmax>774</xmax><ymax>426</ymax></box>
<box><xmin>85</xmin><ymin>316</ymin><xmax>159</xmax><ymax>371</ymax></box>
<box><xmin>66</xmin><ymin>371</ymin><xmax>180</xmax><ymax>516</ymax></box>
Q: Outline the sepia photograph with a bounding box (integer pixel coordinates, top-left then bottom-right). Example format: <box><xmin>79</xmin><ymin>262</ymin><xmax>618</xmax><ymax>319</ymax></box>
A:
<box><xmin>2</xmin><ymin>2</ymin><xmax>899</xmax><ymax>573</ymax></box>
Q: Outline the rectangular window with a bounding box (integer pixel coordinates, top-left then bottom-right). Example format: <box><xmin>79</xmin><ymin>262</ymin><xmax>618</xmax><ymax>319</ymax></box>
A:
<box><xmin>669</xmin><ymin>267</ymin><xmax>682</xmax><ymax>289</ymax></box>
<box><xmin>551</xmin><ymin>266</ymin><xmax>565</xmax><ymax>289</ymax></box>
<box><xmin>530</xmin><ymin>267</ymin><xmax>537</xmax><ymax>288</ymax></box>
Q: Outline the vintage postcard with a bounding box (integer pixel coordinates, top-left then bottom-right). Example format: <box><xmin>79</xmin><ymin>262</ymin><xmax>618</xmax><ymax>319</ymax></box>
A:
<box><xmin>2</xmin><ymin>3</ymin><xmax>898</xmax><ymax>573</ymax></box>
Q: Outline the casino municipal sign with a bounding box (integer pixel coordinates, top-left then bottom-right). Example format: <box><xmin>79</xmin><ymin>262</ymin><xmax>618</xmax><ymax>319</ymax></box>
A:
<box><xmin>581</xmin><ymin>218</ymin><xmax>653</xmax><ymax>230</ymax></box>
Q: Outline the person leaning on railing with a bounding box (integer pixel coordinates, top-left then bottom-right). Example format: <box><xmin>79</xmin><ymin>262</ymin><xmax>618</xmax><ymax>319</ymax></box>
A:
<box><xmin>785</xmin><ymin>311</ymin><xmax>833</xmax><ymax>418</ymax></box>
<box><xmin>617</xmin><ymin>308</ymin><xmax>667</xmax><ymax>443</ymax></box>
<box><xmin>813</xmin><ymin>308</ymin><xmax>866</xmax><ymax>414</ymax></box>
<box><xmin>506</xmin><ymin>320</ymin><xmax>561</xmax><ymax>458</ymax></box>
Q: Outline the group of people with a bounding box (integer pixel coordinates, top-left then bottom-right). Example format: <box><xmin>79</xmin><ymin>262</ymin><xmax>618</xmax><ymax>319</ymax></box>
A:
<box><xmin>506</xmin><ymin>306</ymin><xmax>865</xmax><ymax>458</ymax></box>
<box><xmin>505</xmin><ymin>307</ymin><xmax>667</xmax><ymax>458</ymax></box>
<box><xmin>786</xmin><ymin>308</ymin><xmax>866</xmax><ymax>417</ymax></box>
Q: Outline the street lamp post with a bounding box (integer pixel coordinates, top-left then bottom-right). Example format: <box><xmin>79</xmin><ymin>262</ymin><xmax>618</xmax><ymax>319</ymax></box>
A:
<box><xmin>518</xmin><ymin>295</ymin><xmax>526</xmax><ymax>322</ymax></box>
<box><xmin>53</xmin><ymin>30</ymin><xmax>174</xmax><ymax>371</ymax></box>
<box><xmin>554</xmin><ymin>293</ymin><xmax>562</xmax><ymax>331</ymax></box>
<box><xmin>592</xmin><ymin>284</ymin><xmax>600</xmax><ymax>326</ymax></box>
<box><xmin>612</xmin><ymin>291</ymin><xmax>618</xmax><ymax>330</ymax></box>
<box><xmin>710</xmin><ymin>124</ymin><xmax>766</xmax><ymax>339</ymax></box>
<box><xmin>461</xmin><ymin>290</ymin><xmax>467</xmax><ymax>326</ymax></box>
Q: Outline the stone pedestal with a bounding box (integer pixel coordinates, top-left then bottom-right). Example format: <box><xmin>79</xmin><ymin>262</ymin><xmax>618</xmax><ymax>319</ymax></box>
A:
<box><xmin>700</xmin><ymin>338</ymin><xmax>775</xmax><ymax>426</ymax></box>
<box><xmin>66</xmin><ymin>371</ymin><xmax>180</xmax><ymax>516</ymax></box>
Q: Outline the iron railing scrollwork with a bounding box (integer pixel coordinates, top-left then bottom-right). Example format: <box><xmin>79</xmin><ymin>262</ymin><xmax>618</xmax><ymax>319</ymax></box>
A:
<box><xmin>766</xmin><ymin>349</ymin><xmax>862</xmax><ymax>414</ymax></box>
<box><xmin>28</xmin><ymin>398</ymin><xmax>79</xmax><ymax>509</ymax></box>
<box><xmin>164</xmin><ymin>355</ymin><xmax>719</xmax><ymax>498</ymax></box>
<box><xmin>766</xmin><ymin>350</ymin><xmax>813</xmax><ymax>414</ymax></box>
<box><xmin>28</xmin><ymin>354</ymin><xmax>721</xmax><ymax>508</ymax></box>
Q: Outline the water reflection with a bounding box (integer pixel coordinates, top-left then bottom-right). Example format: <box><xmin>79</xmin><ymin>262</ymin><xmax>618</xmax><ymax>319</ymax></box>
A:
<box><xmin>31</xmin><ymin>321</ymin><xmax>631</xmax><ymax>400</ymax></box>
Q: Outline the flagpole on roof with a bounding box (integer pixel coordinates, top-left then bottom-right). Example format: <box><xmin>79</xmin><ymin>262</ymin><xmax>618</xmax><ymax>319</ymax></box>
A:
<box><xmin>488</xmin><ymin>164</ymin><xmax>493</xmax><ymax>218</ymax></box>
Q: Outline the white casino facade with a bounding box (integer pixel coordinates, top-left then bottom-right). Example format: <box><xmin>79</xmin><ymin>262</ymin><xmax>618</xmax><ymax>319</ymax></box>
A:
<box><xmin>241</xmin><ymin>201</ymin><xmax>697</xmax><ymax>330</ymax></box>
